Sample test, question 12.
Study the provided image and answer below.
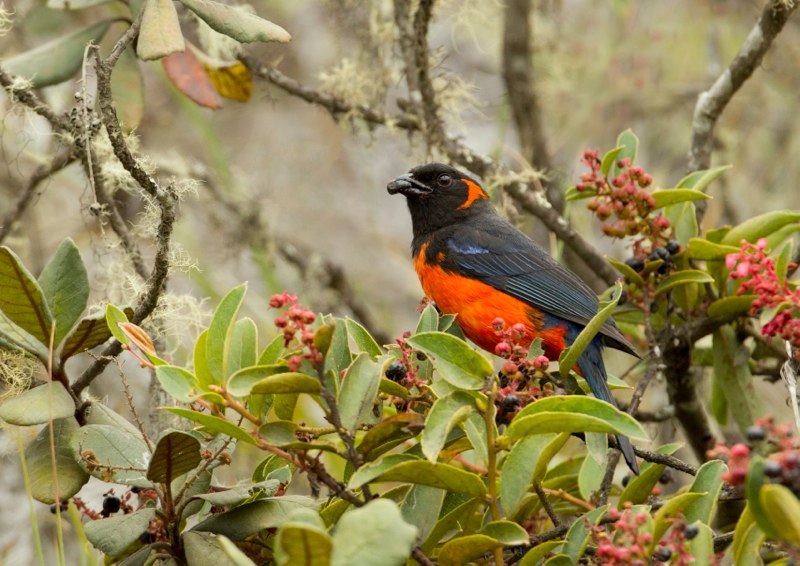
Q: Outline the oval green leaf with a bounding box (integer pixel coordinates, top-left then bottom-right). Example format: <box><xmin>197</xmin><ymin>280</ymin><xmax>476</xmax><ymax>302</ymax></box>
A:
<box><xmin>146</xmin><ymin>430</ymin><xmax>201</xmax><ymax>483</ymax></box>
<box><xmin>651</xmin><ymin>188</ymin><xmax>710</xmax><ymax>209</ymax></box>
<box><xmin>406</xmin><ymin>332</ymin><xmax>492</xmax><ymax>390</ymax></box>
<box><xmin>330</xmin><ymin>499</ymin><xmax>417</xmax><ymax>566</ymax></box>
<box><xmin>720</xmin><ymin>210</ymin><xmax>800</xmax><ymax>247</ymax></box>
<box><xmin>0</xmin><ymin>382</ymin><xmax>75</xmax><ymax>425</ymax></box>
<box><xmin>178</xmin><ymin>0</ymin><xmax>291</xmax><ymax>43</ymax></box>
<box><xmin>421</xmin><ymin>391</ymin><xmax>475</xmax><ymax>462</ymax></box>
<box><xmin>137</xmin><ymin>0</ymin><xmax>185</xmax><ymax>61</ymax></box>
<box><xmin>654</xmin><ymin>270</ymin><xmax>713</xmax><ymax>296</ymax></box>
<box><xmin>338</xmin><ymin>353</ymin><xmax>383</xmax><ymax>431</ymax></box>
<box><xmin>25</xmin><ymin>417</ymin><xmax>89</xmax><ymax>503</ymax></box>
<box><xmin>38</xmin><ymin>238</ymin><xmax>89</xmax><ymax>348</ymax></box>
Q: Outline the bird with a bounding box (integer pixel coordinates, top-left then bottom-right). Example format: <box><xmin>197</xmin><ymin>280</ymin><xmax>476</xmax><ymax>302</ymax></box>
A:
<box><xmin>387</xmin><ymin>162</ymin><xmax>640</xmax><ymax>474</ymax></box>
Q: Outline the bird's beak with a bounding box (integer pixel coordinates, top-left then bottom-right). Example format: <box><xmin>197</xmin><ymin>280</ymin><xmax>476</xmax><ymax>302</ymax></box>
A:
<box><xmin>387</xmin><ymin>173</ymin><xmax>432</xmax><ymax>196</ymax></box>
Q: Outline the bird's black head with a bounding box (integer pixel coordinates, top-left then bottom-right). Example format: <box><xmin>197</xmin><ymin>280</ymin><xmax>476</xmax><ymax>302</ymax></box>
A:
<box><xmin>387</xmin><ymin>163</ymin><xmax>491</xmax><ymax>238</ymax></box>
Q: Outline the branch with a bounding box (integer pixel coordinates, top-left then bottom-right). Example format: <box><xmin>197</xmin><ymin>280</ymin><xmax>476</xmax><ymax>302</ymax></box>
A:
<box><xmin>0</xmin><ymin>67</ymin><xmax>68</xmax><ymax>131</ymax></box>
<box><xmin>0</xmin><ymin>148</ymin><xmax>76</xmax><ymax>244</ymax></box>
<box><xmin>411</xmin><ymin>0</ymin><xmax>445</xmax><ymax>147</ymax></box>
<box><xmin>250</xmin><ymin>61</ymin><xmax>620</xmax><ymax>286</ymax></box>
<box><xmin>688</xmin><ymin>0</ymin><xmax>798</xmax><ymax>218</ymax></box>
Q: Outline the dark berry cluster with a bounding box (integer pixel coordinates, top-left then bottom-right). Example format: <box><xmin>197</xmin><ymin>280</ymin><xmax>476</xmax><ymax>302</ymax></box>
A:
<box><xmin>270</xmin><ymin>292</ymin><xmax>322</xmax><ymax>371</ymax></box>
<box><xmin>727</xmin><ymin>239</ymin><xmax>800</xmax><ymax>358</ymax></box>
<box><xmin>386</xmin><ymin>330</ymin><xmax>424</xmax><ymax>390</ymax></box>
<box><xmin>590</xmin><ymin>504</ymin><xmax>696</xmax><ymax>565</ymax></box>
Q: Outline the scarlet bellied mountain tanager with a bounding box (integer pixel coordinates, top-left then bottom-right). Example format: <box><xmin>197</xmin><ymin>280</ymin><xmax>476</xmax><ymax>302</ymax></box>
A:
<box><xmin>387</xmin><ymin>162</ymin><xmax>640</xmax><ymax>474</ymax></box>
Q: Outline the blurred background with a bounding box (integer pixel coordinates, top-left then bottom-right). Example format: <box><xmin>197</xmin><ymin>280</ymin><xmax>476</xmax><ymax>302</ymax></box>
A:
<box><xmin>2</xmin><ymin>0</ymin><xmax>799</xmax><ymax>561</ymax></box>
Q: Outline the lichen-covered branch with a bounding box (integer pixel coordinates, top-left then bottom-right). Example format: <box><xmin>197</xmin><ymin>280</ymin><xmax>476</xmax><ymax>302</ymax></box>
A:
<box><xmin>688</xmin><ymin>0</ymin><xmax>797</xmax><ymax>218</ymax></box>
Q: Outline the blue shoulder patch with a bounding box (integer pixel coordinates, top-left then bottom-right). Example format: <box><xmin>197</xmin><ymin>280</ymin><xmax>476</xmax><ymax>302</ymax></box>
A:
<box><xmin>447</xmin><ymin>239</ymin><xmax>490</xmax><ymax>255</ymax></box>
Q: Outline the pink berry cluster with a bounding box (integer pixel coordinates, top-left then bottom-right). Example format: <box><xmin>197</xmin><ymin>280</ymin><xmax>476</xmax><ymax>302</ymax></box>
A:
<box><xmin>708</xmin><ymin>442</ymin><xmax>751</xmax><ymax>487</ymax></box>
<box><xmin>726</xmin><ymin>238</ymin><xmax>800</xmax><ymax>358</ymax></box>
<box><xmin>590</xmin><ymin>504</ymin><xmax>696</xmax><ymax>565</ymax></box>
<box><xmin>491</xmin><ymin>318</ymin><xmax>556</xmax><ymax>424</ymax></box>
<box><xmin>576</xmin><ymin>150</ymin><xmax>670</xmax><ymax>252</ymax></box>
<box><xmin>269</xmin><ymin>292</ymin><xmax>321</xmax><ymax>371</ymax></box>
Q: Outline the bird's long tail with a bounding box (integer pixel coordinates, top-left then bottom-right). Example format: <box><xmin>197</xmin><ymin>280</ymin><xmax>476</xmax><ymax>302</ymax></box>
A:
<box><xmin>576</xmin><ymin>339</ymin><xmax>639</xmax><ymax>475</ymax></box>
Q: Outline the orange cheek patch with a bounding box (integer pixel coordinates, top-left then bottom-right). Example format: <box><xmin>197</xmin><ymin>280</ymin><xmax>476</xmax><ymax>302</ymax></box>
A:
<box><xmin>458</xmin><ymin>179</ymin><xmax>489</xmax><ymax>210</ymax></box>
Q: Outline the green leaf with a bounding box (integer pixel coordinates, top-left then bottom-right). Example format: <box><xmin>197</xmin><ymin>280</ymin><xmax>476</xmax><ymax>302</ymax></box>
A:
<box><xmin>83</xmin><ymin>401</ymin><xmax>142</xmax><ymax>437</ymax></box>
<box><xmin>733</xmin><ymin>505</ymin><xmax>765</xmax><ymax>565</ymax></box>
<box><xmin>760</xmin><ymin>484</ymin><xmax>800</xmax><ymax>545</ymax></box>
<box><xmin>406</xmin><ymin>332</ymin><xmax>492</xmax><ymax>390</ymax></box>
<box><xmin>721</xmin><ymin>210</ymin><xmax>800</xmax><ymax>246</ymax></box>
<box><xmin>330</xmin><ymin>499</ymin><xmax>417</xmax><ymax>566</ymax></box>
<box><xmin>686</xmin><ymin>238</ymin><xmax>740</xmax><ymax>260</ymax></box>
<box><xmin>654</xmin><ymin>270</ymin><xmax>713</xmax><ymax>296</ymax></box>
<box><xmin>61</xmin><ymin>309</ymin><xmax>127</xmax><ymax>360</ymax></box>
<box><xmin>156</xmin><ymin>365</ymin><xmax>198</xmax><ymax>403</ymax></box>
<box><xmin>146</xmin><ymin>430</ymin><xmax>201</xmax><ymax>484</ymax></box>
<box><xmin>437</xmin><ymin>535</ymin><xmax>504</xmax><ymax>566</ymax></box>
<box><xmin>400</xmin><ymin>485</ymin><xmax>445</xmax><ymax>543</ymax></box>
<box><xmin>357</xmin><ymin>413</ymin><xmax>424</xmax><ymax>461</ymax></box>
<box><xmin>345</xmin><ymin>317</ymin><xmax>382</xmax><ymax>358</ymax></box>
<box><xmin>275</xmin><ymin>510</ymin><xmax>332</xmax><ymax>566</ymax></box>
<box><xmin>713</xmin><ymin>327</ymin><xmax>759</xmax><ymax>434</ymax></box>
<box><xmin>676</xmin><ymin>165</ymin><xmax>731</xmax><ymax>192</ymax></box>
<box><xmin>421</xmin><ymin>497</ymin><xmax>481</xmax><ymax>554</ymax></box>
<box><xmin>70</xmin><ymin>424</ymin><xmax>152</xmax><ymax>486</ymax></box>
<box><xmin>183</xmin><ymin>531</ymin><xmax>256</xmax><ymax>566</ymax></box>
<box><xmin>178</xmin><ymin>0</ymin><xmax>291</xmax><ymax>43</ymax></box>
<box><xmin>684</xmin><ymin>459</ymin><xmax>727</xmax><ymax>524</ymax></box>
<box><xmin>137</xmin><ymin>0</ymin><xmax>185</xmax><ymax>61</ymax></box>
<box><xmin>206</xmin><ymin>283</ymin><xmax>247</xmax><ymax>383</ymax></box>
<box><xmin>379</xmin><ymin>376</ymin><xmax>409</xmax><ymax>399</ymax></box>
<box><xmin>578</xmin><ymin>432</ymin><xmax>608</xmax><ymax>499</ymax></box>
<box><xmin>519</xmin><ymin>541</ymin><xmax>563</xmax><ymax>565</ymax></box>
<box><xmin>651</xmin><ymin>492</ymin><xmax>706</xmax><ymax>547</ymax></box>
<box><xmin>607</xmin><ymin>256</ymin><xmax>645</xmax><ymax>287</ymax></box>
<box><xmin>84</xmin><ymin>508</ymin><xmax>156</xmax><ymax>557</ymax></box>
<box><xmin>479</xmin><ymin>521</ymin><xmax>530</xmax><ymax>545</ymax></box>
<box><xmin>651</xmin><ymin>188</ymin><xmax>710</xmax><ymax>208</ymax></box>
<box><xmin>707</xmin><ymin>295</ymin><xmax>755</xmax><ymax>321</ymax></box>
<box><xmin>617</xmin><ymin>443</ymin><xmax>681</xmax><ymax>506</ymax></box>
<box><xmin>194</xmin><ymin>330</ymin><xmax>214</xmax><ymax>391</ymax></box>
<box><xmin>4</xmin><ymin>20</ymin><xmax>115</xmax><ymax>87</ymax></box>
<box><xmin>338</xmin><ymin>353</ymin><xmax>382</xmax><ymax>431</ymax></box>
<box><xmin>192</xmin><ymin>480</ymin><xmax>280</xmax><ymax>507</ymax></box>
<box><xmin>0</xmin><ymin>382</ymin><xmax>75</xmax><ymax>425</ymax></box>
<box><xmin>105</xmin><ymin>304</ymin><xmax>130</xmax><ymax>345</ymax></box>
<box><xmin>559</xmin><ymin>282</ymin><xmax>622</xmax><ymax>375</ymax></box>
<box><xmin>348</xmin><ymin>457</ymin><xmax>486</xmax><ymax>496</ymax></box>
<box><xmin>601</xmin><ymin>145</ymin><xmax>625</xmax><ymax>176</ymax></box>
<box><xmin>500</xmin><ymin>434</ymin><xmax>558</xmax><ymax>517</ymax></box>
<box><xmin>508</xmin><ymin>395</ymin><xmax>647</xmax><ymax>440</ymax></box>
<box><xmin>421</xmin><ymin>391</ymin><xmax>475</xmax><ymax>462</ymax></box>
<box><xmin>259</xmin><ymin>421</ymin><xmax>299</xmax><ymax>447</ymax></box>
<box><xmin>227</xmin><ymin>365</ymin><xmax>290</xmax><ymax>397</ymax></box>
<box><xmin>164</xmin><ymin>407</ymin><xmax>258</xmax><ymax>445</ymax></box>
<box><xmin>25</xmin><ymin>417</ymin><xmax>89</xmax><ymax>503</ymax></box>
<box><xmin>687</xmin><ymin>521</ymin><xmax>714</xmax><ymax>564</ymax></box>
<box><xmin>664</xmin><ymin>200</ymin><xmax>699</xmax><ymax>245</ymax></box>
<box><xmin>0</xmin><ymin>310</ymin><xmax>49</xmax><ymax>360</ymax></box>
<box><xmin>562</xmin><ymin>505</ymin><xmax>608</xmax><ymax>562</ymax></box>
<box><xmin>192</xmin><ymin>496</ymin><xmax>318</xmax><ymax>539</ymax></box>
<box><xmin>38</xmin><ymin>239</ymin><xmax>89</xmax><ymax>348</ymax></box>
<box><xmin>746</xmin><ymin>456</ymin><xmax>778</xmax><ymax>540</ymax></box>
<box><xmin>565</xmin><ymin>185</ymin><xmax>597</xmax><ymax>201</ymax></box>
<box><xmin>323</xmin><ymin>318</ymin><xmax>351</xmax><ymax>383</ymax></box>
<box><xmin>259</xmin><ymin>333</ymin><xmax>285</xmax><ymax>365</ymax></box>
<box><xmin>612</xmin><ymin>129</ymin><xmax>638</xmax><ymax>178</ymax></box>
<box><xmin>415</xmin><ymin>303</ymin><xmax>440</xmax><ymax>333</ymax></box>
<box><xmin>0</xmin><ymin>246</ymin><xmax>53</xmax><ymax>346</ymax></box>
<box><xmin>227</xmin><ymin>318</ymin><xmax>258</xmax><ymax>377</ymax></box>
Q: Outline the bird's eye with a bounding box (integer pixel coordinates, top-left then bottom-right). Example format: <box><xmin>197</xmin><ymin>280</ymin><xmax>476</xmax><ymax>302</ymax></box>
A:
<box><xmin>437</xmin><ymin>174</ymin><xmax>452</xmax><ymax>187</ymax></box>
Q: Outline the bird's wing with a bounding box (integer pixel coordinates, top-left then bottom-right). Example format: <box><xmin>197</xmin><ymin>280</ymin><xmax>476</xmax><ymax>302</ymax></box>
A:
<box><xmin>444</xmin><ymin>219</ymin><xmax>636</xmax><ymax>355</ymax></box>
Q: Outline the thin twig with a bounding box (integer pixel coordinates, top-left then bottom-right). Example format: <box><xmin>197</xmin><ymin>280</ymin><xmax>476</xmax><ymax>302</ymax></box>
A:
<box><xmin>688</xmin><ymin>0</ymin><xmax>798</xmax><ymax>219</ymax></box>
<box><xmin>534</xmin><ymin>482</ymin><xmax>560</xmax><ymax>527</ymax></box>
<box><xmin>412</xmin><ymin>0</ymin><xmax>444</xmax><ymax>148</ymax></box>
<box><xmin>0</xmin><ymin>148</ymin><xmax>76</xmax><ymax>244</ymax></box>
<box><xmin>0</xmin><ymin>67</ymin><xmax>68</xmax><ymax>130</ymax></box>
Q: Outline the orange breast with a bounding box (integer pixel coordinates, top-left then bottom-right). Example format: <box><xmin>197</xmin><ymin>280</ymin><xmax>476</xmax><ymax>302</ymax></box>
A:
<box><xmin>414</xmin><ymin>244</ymin><xmax>568</xmax><ymax>358</ymax></box>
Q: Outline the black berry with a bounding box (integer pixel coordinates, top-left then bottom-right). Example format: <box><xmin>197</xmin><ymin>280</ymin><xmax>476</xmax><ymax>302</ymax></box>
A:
<box><xmin>659</xmin><ymin>470</ymin><xmax>672</xmax><ymax>484</ymax></box>
<box><xmin>103</xmin><ymin>496</ymin><xmax>121</xmax><ymax>515</ymax></box>
<box><xmin>131</xmin><ymin>486</ymin><xmax>141</xmax><ymax>494</ymax></box>
<box><xmin>621</xmin><ymin>474</ymin><xmax>632</xmax><ymax>487</ymax></box>
<box><xmin>650</xmin><ymin>301</ymin><xmax>659</xmax><ymax>314</ymax></box>
<box><xmin>665</xmin><ymin>240</ymin><xmax>681</xmax><ymax>255</ymax></box>
<box><xmin>653</xmin><ymin>547</ymin><xmax>672</xmax><ymax>561</ymax></box>
<box><xmin>624</xmin><ymin>257</ymin><xmax>645</xmax><ymax>272</ymax></box>
<box><xmin>385</xmin><ymin>361</ymin><xmax>407</xmax><ymax>382</ymax></box>
<box><xmin>746</xmin><ymin>426</ymin><xmax>766</xmax><ymax>442</ymax></box>
<box><xmin>684</xmin><ymin>524</ymin><xmax>699</xmax><ymax>540</ymax></box>
<box><xmin>764</xmin><ymin>460</ymin><xmax>783</xmax><ymax>478</ymax></box>
<box><xmin>501</xmin><ymin>394</ymin><xmax>520</xmax><ymax>411</ymax></box>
